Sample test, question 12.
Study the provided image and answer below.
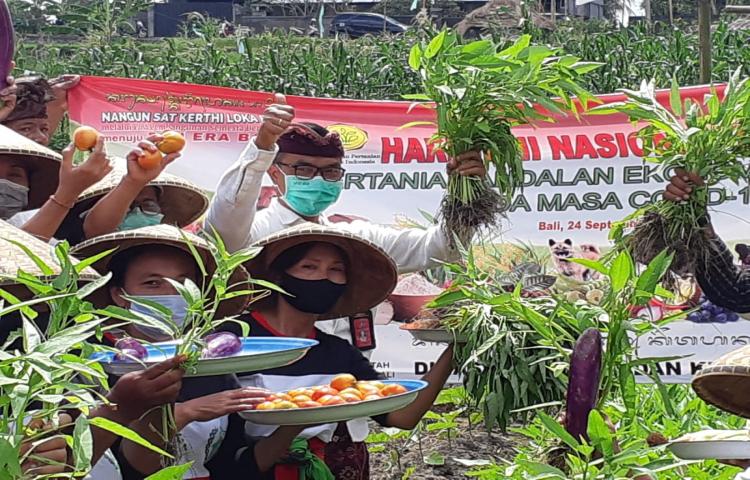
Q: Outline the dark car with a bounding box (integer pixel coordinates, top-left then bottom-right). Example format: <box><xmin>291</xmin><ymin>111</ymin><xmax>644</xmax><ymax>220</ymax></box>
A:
<box><xmin>329</xmin><ymin>13</ymin><xmax>408</xmax><ymax>38</ymax></box>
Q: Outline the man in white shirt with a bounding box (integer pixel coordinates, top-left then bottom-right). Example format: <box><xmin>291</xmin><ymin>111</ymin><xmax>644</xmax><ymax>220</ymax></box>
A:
<box><xmin>205</xmin><ymin>94</ymin><xmax>485</xmax><ymax>348</ymax></box>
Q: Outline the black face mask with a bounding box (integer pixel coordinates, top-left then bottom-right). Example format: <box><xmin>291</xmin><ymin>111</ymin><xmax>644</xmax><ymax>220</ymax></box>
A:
<box><xmin>281</xmin><ymin>272</ymin><xmax>346</xmax><ymax>315</ymax></box>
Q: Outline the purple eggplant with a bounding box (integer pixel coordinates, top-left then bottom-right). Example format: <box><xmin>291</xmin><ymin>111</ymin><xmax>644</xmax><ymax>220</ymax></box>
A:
<box><xmin>202</xmin><ymin>332</ymin><xmax>242</xmax><ymax>359</ymax></box>
<box><xmin>565</xmin><ymin>328</ymin><xmax>602</xmax><ymax>441</ymax></box>
<box><xmin>114</xmin><ymin>337</ymin><xmax>147</xmax><ymax>362</ymax></box>
<box><xmin>0</xmin><ymin>0</ymin><xmax>13</xmax><ymax>91</ymax></box>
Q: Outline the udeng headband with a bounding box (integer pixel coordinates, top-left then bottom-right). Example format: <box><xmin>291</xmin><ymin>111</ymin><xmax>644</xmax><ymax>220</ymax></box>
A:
<box><xmin>277</xmin><ymin>123</ymin><xmax>345</xmax><ymax>158</ymax></box>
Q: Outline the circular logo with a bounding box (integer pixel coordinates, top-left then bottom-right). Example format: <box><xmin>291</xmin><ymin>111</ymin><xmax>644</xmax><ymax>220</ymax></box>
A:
<box><xmin>327</xmin><ymin>124</ymin><xmax>369</xmax><ymax>151</ymax></box>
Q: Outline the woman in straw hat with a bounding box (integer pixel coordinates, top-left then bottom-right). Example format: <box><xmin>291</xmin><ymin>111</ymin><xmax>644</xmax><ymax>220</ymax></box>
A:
<box><xmin>0</xmin><ymin>220</ymin><xmax>186</xmax><ymax>478</ymax></box>
<box><xmin>202</xmin><ymin>223</ymin><xmax>455</xmax><ymax>480</ymax></box>
<box><xmin>57</xmin><ymin>161</ymin><xmax>208</xmax><ymax>245</ymax></box>
<box><xmin>0</xmin><ymin>124</ymin><xmax>112</xmax><ymax>241</ymax></box>
<box><xmin>78</xmin><ymin>134</ymin><xmax>190</xmax><ymax>240</ymax></box>
<box><xmin>71</xmin><ymin>224</ymin><xmax>269</xmax><ymax>479</ymax></box>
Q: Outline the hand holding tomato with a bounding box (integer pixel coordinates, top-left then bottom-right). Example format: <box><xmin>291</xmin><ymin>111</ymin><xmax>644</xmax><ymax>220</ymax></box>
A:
<box><xmin>125</xmin><ymin>134</ymin><xmax>181</xmax><ymax>185</ymax></box>
<box><xmin>181</xmin><ymin>387</ymin><xmax>271</xmax><ymax>423</ymax></box>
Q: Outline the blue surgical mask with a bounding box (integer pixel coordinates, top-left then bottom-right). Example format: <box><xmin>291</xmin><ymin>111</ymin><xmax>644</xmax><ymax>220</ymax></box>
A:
<box><xmin>129</xmin><ymin>294</ymin><xmax>188</xmax><ymax>340</ymax></box>
<box><xmin>0</xmin><ymin>179</ymin><xmax>29</xmax><ymax>220</ymax></box>
<box><xmin>117</xmin><ymin>207</ymin><xmax>164</xmax><ymax>232</ymax></box>
<box><xmin>282</xmin><ymin>174</ymin><xmax>343</xmax><ymax>217</ymax></box>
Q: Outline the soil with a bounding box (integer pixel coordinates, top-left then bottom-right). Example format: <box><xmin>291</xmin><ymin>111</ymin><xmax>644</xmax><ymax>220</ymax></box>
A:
<box><xmin>368</xmin><ymin>416</ymin><xmax>526</xmax><ymax>479</ymax></box>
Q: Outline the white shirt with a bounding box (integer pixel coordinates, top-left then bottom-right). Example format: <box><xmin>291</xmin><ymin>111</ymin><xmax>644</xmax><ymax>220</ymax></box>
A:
<box><xmin>737</xmin><ymin>468</ymin><xmax>750</xmax><ymax>480</ymax></box>
<box><xmin>204</xmin><ymin>140</ymin><xmax>458</xmax><ymax>344</ymax></box>
<box><xmin>7</xmin><ymin>209</ymin><xmax>37</xmax><ymax>228</ymax></box>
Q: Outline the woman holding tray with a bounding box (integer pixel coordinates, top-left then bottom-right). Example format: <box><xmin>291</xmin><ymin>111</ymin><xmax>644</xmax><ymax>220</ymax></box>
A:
<box><xmin>207</xmin><ymin>223</ymin><xmax>456</xmax><ymax>480</ymax></box>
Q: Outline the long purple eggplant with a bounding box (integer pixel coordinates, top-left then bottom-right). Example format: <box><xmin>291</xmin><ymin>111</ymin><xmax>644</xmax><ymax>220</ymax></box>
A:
<box><xmin>565</xmin><ymin>328</ymin><xmax>603</xmax><ymax>441</ymax></box>
<box><xmin>0</xmin><ymin>0</ymin><xmax>13</xmax><ymax>90</ymax></box>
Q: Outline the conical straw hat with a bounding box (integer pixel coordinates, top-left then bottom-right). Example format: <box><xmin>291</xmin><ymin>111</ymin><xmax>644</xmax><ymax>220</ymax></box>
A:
<box><xmin>692</xmin><ymin>345</ymin><xmax>750</xmax><ymax>418</ymax></box>
<box><xmin>71</xmin><ymin>225</ymin><xmax>250</xmax><ymax>318</ymax></box>
<box><xmin>0</xmin><ymin>125</ymin><xmax>61</xmax><ymax>209</ymax></box>
<box><xmin>247</xmin><ymin>223</ymin><xmax>398</xmax><ymax>320</ymax></box>
<box><xmin>57</xmin><ymin>163</ymin><xmax>208</xmax><ymax>241</ymax></box>
<box><xmin>0</xmin><ymin>220</ymin><xmax>100</xmax><ymax>300</ymax></box>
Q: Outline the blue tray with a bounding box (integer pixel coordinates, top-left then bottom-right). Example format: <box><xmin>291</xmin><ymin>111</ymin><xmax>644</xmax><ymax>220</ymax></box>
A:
<box><xmin>92</xmin><ymin>337</ymin><xmax>318</xmax><ymax>377</ymax></box>
<box><xmin>239</xmin><ymin>379</ymin><xmax>428</xmax><ymax>425</ymax></box>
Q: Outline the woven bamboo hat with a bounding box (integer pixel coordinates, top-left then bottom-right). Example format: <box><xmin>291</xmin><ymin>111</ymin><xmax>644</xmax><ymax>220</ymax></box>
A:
<box><xmin>0</xmin><ymin>219</ymin><xmax>100</xmax><ymax>300</ymax></box>
<box><xmin>58</xmin><ymin>164</ymin><xmax>208</xmax><ymax>238</ymax></box>
<box><xmin>692</xmin><ymin>345</ymin><xmax>750</xmax><ymax>418</ymax></box>
<box><xmin>247</xmin><ymin>223</ymin><xmax>398</xmax><ymax>320</ymax></box>
<box><xmin>0</xmin><ymin>125</ymin><xmax>61</xmax><ymax>209</ymax></box>
<box><xmin>71</xmin><ymin>225</ymin><xmax>250</xmax><ymax>318</ymax></box>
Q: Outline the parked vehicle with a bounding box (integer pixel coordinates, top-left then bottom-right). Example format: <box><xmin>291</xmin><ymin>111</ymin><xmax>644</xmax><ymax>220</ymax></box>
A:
<box><xmin>329</xmin><ymin>13</ymin><xmax>407</xmax><ymax>38</ymax></box>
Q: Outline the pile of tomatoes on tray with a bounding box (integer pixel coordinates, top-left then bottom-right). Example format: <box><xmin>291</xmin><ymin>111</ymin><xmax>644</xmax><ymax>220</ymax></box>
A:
<box><xmin>253</xmin><ymin>374</ymin><xmax>408</xmax><ymax>410</ymax></box>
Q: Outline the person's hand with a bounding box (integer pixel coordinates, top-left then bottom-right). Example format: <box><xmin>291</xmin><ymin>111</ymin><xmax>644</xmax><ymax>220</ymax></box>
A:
<box><xmin>55</xmin><ymin>136</ymin><xmax>113</xmax><ymax>206</ymax></box>
<box><xmin>180</xmin><ymin>387</ymin><xmax>271</xmax><ymax>423</ymax></box>
<box><xmin>663</xmin><ymin>168</ymin><xmax>704</xmax><ymax>202</ymax></box>
<box><xmin>107</xmin><ymin>355</ymin><xmax>186</xmax><ymax>422</ymax></box>
<box><xmin>20</xmin><ymin>413</ymin><xmax>71</xmax><ymax>475</ymax></box>
<box><xmin>124</xmin><ymin>134</ymin><xmax>181</xmax><ymax>186</ymax></box>
<box><xmin>256</xmin><ymin>93</ymin><xmax>294</xmax><ymax>151</ymax></box>
<box><xmin>0</xmin><ymin>60</ymin><xmax>17</xmax><ymax>122</ymax></box>
<box><xmin>48</xmin><ymin>74</ymin><xmax>80</xmax><ymax>112</ymax></box>
<box><xmin>447</xmin><ymin>150</ymin><xmax>486</xmax><ymax>177</ymax></box>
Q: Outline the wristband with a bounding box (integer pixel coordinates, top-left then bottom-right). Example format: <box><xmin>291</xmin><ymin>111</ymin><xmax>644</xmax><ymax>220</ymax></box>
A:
<box><xmin>49</xmin><ymin>195</ymin><xmax>75</xmax><ymax>210</ymax></box>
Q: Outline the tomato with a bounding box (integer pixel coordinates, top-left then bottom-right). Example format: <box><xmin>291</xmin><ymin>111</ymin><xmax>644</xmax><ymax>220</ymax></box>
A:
<box><xmin>273</xmin><ymin>400</ymin><xmax>299</xmax><ymax>410</ymax></box>
<box><xmin>318</xmin><ymin>395</ymin><xmax>346</xmax><ymax>406</ymax></box>
<box><xmin>355</xmin><ymin>384</ymin><xmax>380</xmax><ymax>396</ymax></box>
<box><xmin>338</xmin><ymin>388</ymin><xmax>363</xmax><ymax>399</ymax></box>
<box><xmin>363</xmin><ymin>394</ymin><xmax>382</xmax><ymax>401</ymax></box>
<box><xmin>292</xmin><ymin>395</ymin><xmax>313</xmax><ymax>404</ymax></box>
<box><xmin>379</xmin><ymin>384</ymin><xmax>408</xmax><ymax>397</ymax></box>
<box><xmin>137</xmin><ymin>149</ymin><xmax>164</xmax><ymax>170</ymax></box>
<box><xmin>329</xmin><ymin>374</ymin><xmax>357</xmax><ymax>391</ymax></box>
<box><xmin>296</xmin><ymin>400</ymin><xmax>323</xmax><ymax>409</ymax></box>
<box><xmin>73</xmin><ymin>126</ymin><xmax>99</xmax><ymax>151</ymax></box>
<box><xmin>268</xmin><ymin>393</ymin><xmax>292</xmax><ymax>402</ymax></box>
<box><xmin>157</xmin><ymin>130</ymin><xmax>186</xmax><ymax>154</ymax></box>
<box><xmin>255</xmin><ymin>401</ymin><xmax>276</xmax><ymax>410</ymax></box>
<box><xmin>311</xmin><ymin>387</ymin><xmax>339</xmax><ymax>401</ymax></box>
<box><xmin>340</xmin><ymin>393</ymin><xmax>362</xmax><ymax>403</ymax></box>
<box><xmin>288</xmin><ymin>388</ymin><xmax>315</xmax><ymax>398</ymax></box>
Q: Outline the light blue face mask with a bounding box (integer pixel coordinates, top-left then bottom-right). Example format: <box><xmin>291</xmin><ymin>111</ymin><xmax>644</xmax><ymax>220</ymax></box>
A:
<box><xmin>282</xmin><ymin>174</ymin><xmax>343</xmax><ymax>217</ymax></box>
<box><xmin>117</xmin><ymin>207</ymin><xmax>164</xmax><ymax>232</ymax></box>
<box><xmin>129</xmin><ymin>294</ymin><xmax>188</xmax><ymax>340</ymax></box>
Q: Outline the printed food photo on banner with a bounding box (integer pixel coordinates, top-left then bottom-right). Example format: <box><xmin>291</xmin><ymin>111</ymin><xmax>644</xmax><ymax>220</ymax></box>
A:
<box><xmin>8</xmin><ymin>7</ymin><xmax>750</xmax><ymax>479</ymax></box>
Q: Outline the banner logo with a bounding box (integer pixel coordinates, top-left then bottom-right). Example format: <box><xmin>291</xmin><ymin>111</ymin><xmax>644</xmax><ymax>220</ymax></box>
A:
<box><xmin>328</xmin><ymin>124</ymin><xmax>368</xmax><ymax>151</ymax></box>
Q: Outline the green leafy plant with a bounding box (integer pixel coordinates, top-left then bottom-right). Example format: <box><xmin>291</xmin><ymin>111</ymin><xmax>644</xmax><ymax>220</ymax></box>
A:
<box><xmin>406</xmin><ymin>30</ymin><xmax>600</xmax><ymax>241</ymax></box>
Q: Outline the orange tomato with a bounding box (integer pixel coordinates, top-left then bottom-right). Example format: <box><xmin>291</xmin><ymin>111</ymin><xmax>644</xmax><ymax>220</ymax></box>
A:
<box><xmin>255</xmin><ymin>401</ymin><xmax>276</xmax><ymax>410</ymax></box>
<box><xmin>355</xmin><ymin>384</ymin><xmax>380</xmax><ymax>396</ymax></box>
<box><xmin>340</xmin><ymin>393</ymin><xmax>362</xmax><ymax>403</ymax></box>
<box><xmin>363</xmin><ymin>394</ymin><xmax>382</xmax><ymax>401</ymax></box>
<box><xmin>379</xmin><ymin>384</ymin><xmax>408</xmax><ymax>397</ymax></box>
<box><xmin>273</xmin><ymin>400</ymin><xmax>299</xmax><ymax>410</ymax></box>
<box><xmin>138</xmin><ymin>149</ymin><xmax>164</xmax><ymax>170</ymax></box>
<box><xmin>330</xmin><ymin>374</ymin><xmax>357</xmax><ymax>391</ymax></box>
<box><xmin>296</xmin><ymin>400</ymin><xmax>323</xmax><ymax>409</ymax></box>
<box><xmin>338</xmin><ymin>388</ymin><xmax>363</xmax><ymax>400</ymax></box>
<box><xmin>268</xmin><ymin>393</ymin><xmax>293</xmax><ymax>402</ymax></box>
<box><xmin>318</xmin><ymin>394</ymin><xmax>346</xmax><ymax>406</ymax></box>
<box><xmin>157</xmin><ymin>130</ymin><xmax>186</xmax><ymax>154</ymax></box>
<box><xmin>292</xmin><ymin>395</ymin><xmax>313</xmax><ymax>404</ymax></box>
<box><xmin>73</xmin><ymin>126</ymin><xmax>99</xmax><ymax>151</ymax></box>
<box><xmin>311</xmin><ymin>387</ymin><xmax>339</xmax><ymax>401</ymax></box>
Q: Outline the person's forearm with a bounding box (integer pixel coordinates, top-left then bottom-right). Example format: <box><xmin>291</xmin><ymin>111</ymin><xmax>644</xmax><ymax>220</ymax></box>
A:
<box><xmin>120</xmin><ymin>408</ymin><xmax>171</xmax><ymax>475</ymax></box>
<box><xmin>83</xmin><ymin>176</ymin><xmax>143</xmax><ymax>238</ymax></box>
<box><xmin>204</xmin><ymin>139</ymin><xmax>275</xmax><ymax>252</ymax></box>
<box><xmin>253</xmin><ymin>426</ymin><xmax>305</xmax><ymax>472</ymax></box>
<box><xmin>385</xmin><ymin>345</ymin><xmax>454</xmax><ymax>430</ymax></box>
<box><xmin>47</xmin><ymin>100</ymin><xmax>66</xmax><ymax>139</ymax></box>
<box><xmin>21</xmin><ymin>200</ymin><xmax>70</xmax><ymax>241</ymax></box>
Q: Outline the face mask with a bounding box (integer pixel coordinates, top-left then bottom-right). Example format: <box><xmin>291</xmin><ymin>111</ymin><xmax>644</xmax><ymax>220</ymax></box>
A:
<box><xmin>0</xmin><ymin>179</ymin><xmax>29</xmax><ymax>220</ymax></box>
<box><xmin>280</xmin><ymin>272</ymin><xmax>346</xmax><ymax>315</ymax></box>
<box><xmin>281</xmin><ymin>174</ymin><xmax>343</xmax><ymax>217</ymax></box>
<box><xmin>129</xmin><ymin>294</ymin><xmax>188</xmax><ymax>340</ymax></box>
<box><xmin>117</xmin><ymin>207</ymin><xmax>164</xmax><ymax>232</ymax></box>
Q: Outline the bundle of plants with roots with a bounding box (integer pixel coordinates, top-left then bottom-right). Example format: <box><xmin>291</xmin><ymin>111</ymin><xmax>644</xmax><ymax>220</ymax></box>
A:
<box><xmin>597</xmin><ymin>71</ymin><xmax>750</xmax><ymax>277</ymax></box>
<box><xmin>405</xmin><ymin>30</ymin><xmax>600</xmax><ymax>244</ymax></box>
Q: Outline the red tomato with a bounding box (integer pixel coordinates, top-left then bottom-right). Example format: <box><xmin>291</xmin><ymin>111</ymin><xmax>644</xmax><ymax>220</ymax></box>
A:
<box><xmin>330</xmin><ymin>374</ymin><xmax>357</xmax><ymax>391</ymax></box>
<box><xmin>380</xmin><ymin>384</ymin><xmax>408</xmax><ymax>397</ymax></box>
<box><xmin>311</xmin><ymin>387</ymin><xmax>339</xmax><ymax>401</ymax></box>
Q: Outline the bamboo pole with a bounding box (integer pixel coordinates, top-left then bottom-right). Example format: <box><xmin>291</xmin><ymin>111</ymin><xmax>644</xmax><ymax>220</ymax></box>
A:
<box><xmin>698</xmin><ymin>0</ymin><xmax>712</xmax><ymax>84</ymax></box>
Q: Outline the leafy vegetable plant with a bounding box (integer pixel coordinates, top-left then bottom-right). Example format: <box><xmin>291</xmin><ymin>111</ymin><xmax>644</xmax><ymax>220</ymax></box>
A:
<box><xmin>406</xmin><ymin>30</ymin><xmax>600</xmax><ymax>241</ymax></box>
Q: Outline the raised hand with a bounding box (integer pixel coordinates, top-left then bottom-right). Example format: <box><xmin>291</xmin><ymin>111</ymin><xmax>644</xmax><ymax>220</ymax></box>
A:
<box><xmin>256</xmin><ymin>93</ymin><xmax>295</xmax><ymax>151</ymax></box>
<box><xmin>125</xmin><ymin>134</ymin><xmax>181</xmax><ymax>186</ymax></box>
<box><xmin>55</xmin><ymin>136</ymin><xmax>113</xmax><ymax>206</ymax></box>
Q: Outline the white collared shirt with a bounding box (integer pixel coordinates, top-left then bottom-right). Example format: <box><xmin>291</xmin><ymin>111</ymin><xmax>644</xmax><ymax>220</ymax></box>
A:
<box><xmin>204</xmin><ymin>139</ymin><xmax>459</xmax><ymax>343</ymax></box>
